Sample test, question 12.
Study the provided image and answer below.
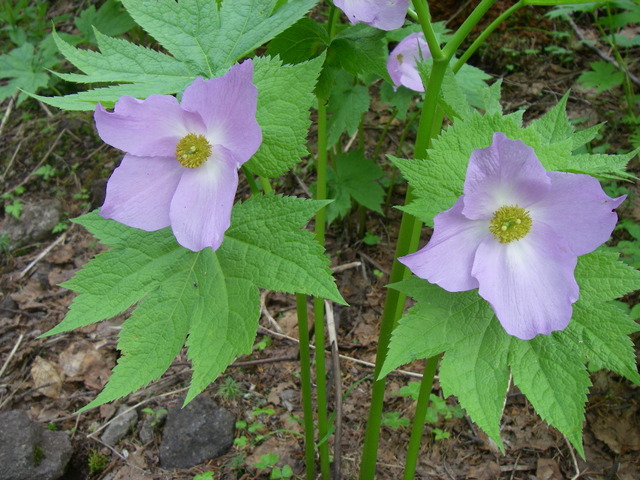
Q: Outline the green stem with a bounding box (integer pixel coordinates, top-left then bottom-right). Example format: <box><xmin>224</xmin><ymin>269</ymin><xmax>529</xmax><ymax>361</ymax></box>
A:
<box><xmin>259</xmin><ymin>176</ymin><xmax>273</xmax><ymax>194</ymax></box>
<box><xmin>358</xmin><ymin>55</ymin><xmax>450</xmax><ymax>480</ymax></box>
<box><xmin>296</xmin><ymin>294</ymin><xmax>316</xmax><ymax>480</ymax></box>
<box><xmin>242</xmin><ymin>166</ymin><xmax>260</xmax><ymax>195</ymax></box>
<box><xmin>443</xmin><ymin>0</ymin><xmax>500</xmax><ymax>60</ymax></box>
<box><xmin>411</xmin><ymin>0</ymin><xmax>444</xmax><ymax>60</ymax></box>
<box><xmin>314</xmin><ymin>97</ymin><xmax>331</xmax><ymax>480</ymax></box>
<box><xmin>453</xmin><ymin>1</ymin><xmax>524</xmax><ymax>73</ymax></box>
<box><xmin>403</xmin><ymin>355</ymin><xmax>440</xmax><ymax>480</ymax></box>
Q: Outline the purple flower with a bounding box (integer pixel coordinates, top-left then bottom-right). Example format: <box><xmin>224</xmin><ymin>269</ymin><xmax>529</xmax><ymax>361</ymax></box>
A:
<box><xmin>94</xmin><ymin>60</ymin><xmax>261</xmax><ymax>252</ymax></box>
<box><xmin>334</xmin><ymin>0</ymin><xmax>409</xmax><ymax>31</ymax></box>
<box><xmin>399</xmin><ymin>133</ymin><xmax>625</xmax><ymax>340</ymax></box>
<box><xmin>387</xmin><ymin>32</ymin><xmax>430</xmax><ymax>92</ymax></box>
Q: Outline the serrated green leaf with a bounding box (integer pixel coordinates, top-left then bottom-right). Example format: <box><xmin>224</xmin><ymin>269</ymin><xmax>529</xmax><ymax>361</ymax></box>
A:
<box><xmin>577</xmin><ymin>61</ymin><xmax>624</xmax><ymax>93</ymax></box>
<box><xmin>266</xmin><ymin>17</ymin><xmax>329</xmax><ymax>64</ymax></box>
<box><xmin>327</xmin><ymin>24</ymin><xmax>388</xmax><ymax>79</ymax></box>
<box><xmin>455</xmin><ymin>62</ymin><xmax>491</xmax><ymax>110</ymax></box>
<box><xmin>53</xmin><ymin>29</ymin><xmax>193</xmax><ymax>84</ymax></box>
<box><xmin>219</xmin><ymin>194</ymin><xmax>345</xmax><ymax>304</ymax></box>
<box><xmin>509</xmin><ymin>336</ymin><xmax>590</xmax><ymax>456</ymax></box>
<box><xmin>46</xmin><ymin>215</ymin><xmax>187</xmax><ymax>336</ymax></box>
<box><xmin>32</xmin><ymin>81</ymin><xmax>191</xmax><ymax>111</ymax></box>
<box><xmin>528</xmin><ymin>91</ymin><xmax>573</xmax><ymax>145</ymax></box>
<box><xmin>54</xmin><ymin>192</ymin><xmax>343</xmax><ymax>409</ymax></box>
<box><xmin>214</xmin><ymin>0</ymin><xmax>318</xmax><ymax>67</ymax></box>
<box><xmin>324</xmin><ymin>150</ymin><xmax>384</xmax><ymax>223</ymax></box>
<box><xmin>439</xmin><ymin>319</ymin><xmax>511</xmax><ymax>451</ymax></box>
<box><xmin>75</xmin><ymin>0</ymin><xmax>135</xmax><ymax>44</ymax></box>
<box><xmin>185</xmin><ymin>258</ymin><xmax>259</xmax><ymax>403</ymax></box>
<box><xmin>479</xmin><ymin>79</ymin><xmax>503</xmax><ymax>115</ymax></box>
<box><xmin>380</xmin><ymin>278</ymin><xmax>495</xmax><ymax>378</ymax></box>
<box><xmin>40</xmin><ymin>0</ymin><xmax>315</xmax><ymax>110</ymax></box>
<box><xmin>122</xmin><ymin>0</ymin><xmax>316</xmax><ymax>75</ymax></box>
<box><xmin>379</xmin><ymin>81</ymin><xmax>415</xmax><ymax>121</ymax></box>
<box><xmin>562</xmin><ymin>301</ymin><xmax>640</xmax><ymax>384</ymax></box>
<box><xmin>82</xmin><ymin>265</ymin><xmax>196</xmax><ymax>410</ymax></box>
<box><xmin>246</xmin><ymin>55</ymin><xmax>323</xmax><ymax>177</ymax></box>
<box><xmin>576</xmin><ymin>249</ymin><xmax>640</xmax><ymax>302</ymax></box>
<box><xmin>0</xmin><ymin>43</ymin><xmax>54</xmax><ymax>103</ymax></box>
<box><xmin>327</xmin><ymin>74</ymin><xmax>370</xmax><ymax>145</ymax></box>
<box><xmin>549</xmin><ymin>148</ymin><xmax>639</xmax><ymax>179</ymax></box>
<box><xmin>417</xmin><ymin>61</ymin><xmax>473</xmax><ymax>121</ymax></box>
<box><xmin>571</xmin><ymin>122</ymin><xmax>604</xmax><ymax>151</ymax></box>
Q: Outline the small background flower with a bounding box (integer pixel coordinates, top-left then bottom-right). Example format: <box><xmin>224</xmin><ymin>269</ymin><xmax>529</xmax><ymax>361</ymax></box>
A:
<box><xmin>94</xmin><ymin>60</ymin><xmax>262</xmax><ymax>252</ymax></box>
<box><xmin>334</xmin><ymin>0</ymin><xmax>409</xmax><ymax>31</ymax></box>
<box><xmin>400</xmin><ymin>132</ymin><xmax>625</xmax><ymax>340</ymax></box>
<box><xmin>387</xmin><ymin>32</ymin><xmax>431</xmax><ymax>92</ymax></box>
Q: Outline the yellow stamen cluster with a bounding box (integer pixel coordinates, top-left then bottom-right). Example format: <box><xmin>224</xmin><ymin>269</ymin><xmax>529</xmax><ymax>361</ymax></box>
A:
<box><xmin>489</xmin><ymin>205</ymin><xmax>532</xmax><ymax>243</ymax></box>
<box><xmin>175</xmin><ymin>133</ymin><xmax>212</xmax><ymax>168</ymax></box>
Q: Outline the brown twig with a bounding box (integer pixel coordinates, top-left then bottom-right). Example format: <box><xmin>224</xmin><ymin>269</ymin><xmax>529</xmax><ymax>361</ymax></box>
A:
<box><xmin>325</xmin><ymin>300</ymin><xmax>343</xmax><ymax>480</ymax></box>
<box><xmin>1</xmin><ymin>139</ymin><xmax>23</xmax><ymax>183</ymax></box>
<box><xmin>331</xmin><ymin>261</ymin><xmax>362</xmax><ymax>273</ymax></box>
<box><xmin>0</xmin><ymin>334</ymin><xmax>24</xmax><ymax>378</ymax></box>
<box><xmin>229</xmin><ymin>355</ymin><xmax>298</xmax><ymax>368</ymax></box>
<box><xmin>19</xmin><ymin>232</ymin><xmax>68</xmax><ymax>279</ymax></box>
<box><xmin>260</xmin><ymin>291</ymin><xmax>283</xmax><ymax>334</ymax></box>
<box><xmin>0</xmin><ymin>93</ymin><xmax>17</xmax><ymax>137</ymax></box>
<box><xmin>565</xmin><ymin>435</ymin><xmax>582</xmax><ymax>480</ymax></box>
<box><xmin>358</xmin><ymin>251</ymin><xmax>390</xmax><ymax>276</ymax></box>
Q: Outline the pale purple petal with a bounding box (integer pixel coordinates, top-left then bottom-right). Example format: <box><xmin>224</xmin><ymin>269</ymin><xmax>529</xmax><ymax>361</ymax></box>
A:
<box><xmin>400</xmin><ymin>197</ymin><xmax>488</xmax><ymax>292</ymax></box>
<box><xmin>472</xmin><ymin>223</ymin><xmax>578</xmax><ymax>340</ymax></box>
<box><xmin>169</xmin><ymin>146</ymin><xmax>238</xmax><ymax>251</ymax></box>
<box><xmin>529</xmin><ymin>172</ymin><xmax>625</xmax><ymax>256</ymax></box>
<box><xmin>181</xmin><ymin>61</ymin><xmax>261</xmax><ymax>166</ymax></box>
<box><xmin>100</xmin><ymin>154</ymin><xmax>183</xmax><ymax>230</ymax></box>
<box><xmin>387</xmin><ymin>32</ymin><xmax>430</xmax><ymax>92</ymax></box>
<box><xmin>462</xmin><ymin>133</ymin><xmax>551</xmax><ymax>220</ymax></box>
<box><xmin>94</xmin><ymin>96</ymin><xmax>206</xmax><ymax>157</ymax></box>
<box><xmin>335</xmin><ymin>0</ymin><xmax>409</xmax><ymax>30</ymax></box>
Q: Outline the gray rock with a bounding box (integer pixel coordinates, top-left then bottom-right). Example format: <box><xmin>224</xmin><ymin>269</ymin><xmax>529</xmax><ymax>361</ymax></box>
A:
<box><xmin>159</xmin><ymin>394</ymin><xmax>235</xmax><ymax>469</ymax></box>
<box><xmin>0</xmin><ymin>410</ymin><xmax>72</xmax><ymax>480</ymax></box>
<box><xmin>101</xmin><ymin>405</ymin><xmax>138</xmax><ymax>446</ymax></box>
<box><xmin>0</xmin><ymin>200</ymin><xmax>61</xmax><ymax>249</ymax></box>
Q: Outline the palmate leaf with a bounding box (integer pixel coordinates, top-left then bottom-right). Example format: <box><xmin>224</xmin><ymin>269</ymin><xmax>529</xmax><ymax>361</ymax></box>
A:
<box><xmin>50</xmin><ymin>194</ymin><xmax>343</xmax><ymax>409</ymax></box>
<box><xmin>38</xmin><ymin>0</ymin><xmax>317</xmax><ymax>108</ymax></box>
<box><xmin>323</xmin><ymin>150</ymin><xmax>385</xmax><ymax>224</ymax></box>
<box><xmin>383</xmin><ymin>249</ymin><xmax>640</xmax><ymax>455</ymax></box>
<box><xmin>395</xmin><ymin>94</ymin><xmax>636</xmax><ymax>227</ymax></box>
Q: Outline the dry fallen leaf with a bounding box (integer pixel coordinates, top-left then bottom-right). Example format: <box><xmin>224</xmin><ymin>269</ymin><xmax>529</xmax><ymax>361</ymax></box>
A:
<box><xmin>30</xmin><ymin>355</ymin><xmax>63</xmax><ymax>398</ymax></box>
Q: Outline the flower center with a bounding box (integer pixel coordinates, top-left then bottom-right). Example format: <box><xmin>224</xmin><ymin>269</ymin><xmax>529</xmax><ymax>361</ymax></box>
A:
<box><xmin>489</xmin><ymin>205</ymin><xmax>532</xmax><ymax>243</ymax></box>
<box><xmin>175</xmin><ymin>133</ymin><xmax>212</xmax><ymax>168</ymax></box>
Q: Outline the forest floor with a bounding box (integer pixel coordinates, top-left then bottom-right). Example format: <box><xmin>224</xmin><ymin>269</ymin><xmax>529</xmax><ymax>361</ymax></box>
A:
<box><xmin>1</xmin><ymin>1</ymin><xmax>639</xmax><ymax>479</ymax></box>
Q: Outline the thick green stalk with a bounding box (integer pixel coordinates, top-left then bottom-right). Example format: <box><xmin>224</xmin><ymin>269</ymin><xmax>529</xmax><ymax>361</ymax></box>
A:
<box><xmin>358</xmin><ymin>57</ymin><xmax>450</xmax><ymax>480</ymax></box>
<box><xmin>296</xmin><ymin>294</ymin><xmax>316</xmax><ymax>480</ymax></box>
<box><xmin>442</xmin><ymin>0</ymin><xmax>500</xmax><ymax>60</ymax></box>
<box><xmin>403</xmin><ymin>355</ymin><xmax>440</xmax><ymax>480</ymax></box>
<box><xmin>453</xmin><ymin>1</ymin><xmax>524</xmax><ymax>73</ymax></box>
<box><xmin>259</xmin><ymin>176</ymin><xmax>273</xmax><ymax>194</ymax></box>
<box><xmin>242</xmin><ymin>165</ymin><xmax>260</xmax><ymax>195</ymax></box>
<box><xmin>314</xmin><ymin>97</ymin><xmax>331</xmax><ymax>479</ymax></box>
<box><xmin>411</xmin><ymin>0</ymin><xmax>444</xmax><ymax>60</ymax></box>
